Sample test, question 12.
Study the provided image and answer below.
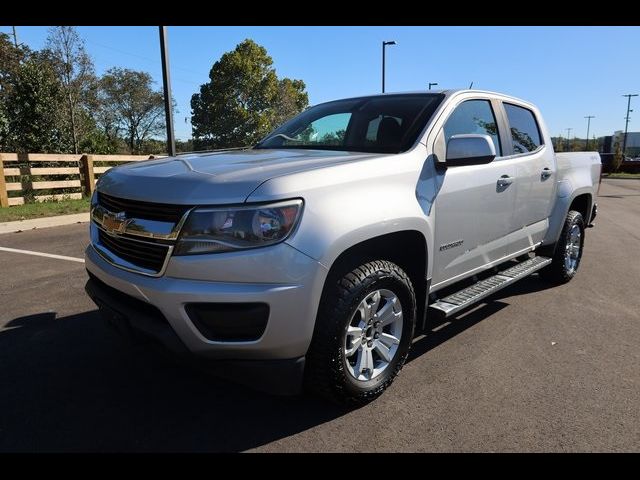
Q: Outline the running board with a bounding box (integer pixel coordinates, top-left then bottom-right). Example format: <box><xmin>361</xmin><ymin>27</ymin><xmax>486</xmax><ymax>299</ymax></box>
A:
<box><xmin>428</xmin><ymin>256</ymin><xmax>552</xmax><ymax>318</ymax></box>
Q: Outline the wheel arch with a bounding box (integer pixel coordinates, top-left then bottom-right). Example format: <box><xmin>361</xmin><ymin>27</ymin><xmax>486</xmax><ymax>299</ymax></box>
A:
<box><xmin>568</xmin><ymin>193</ymin><xmax>592</xmax><ymax>223</ymax></box>
<box><xmin>319</xmin><ymin>230</ymin><xmax>429</xmax><ymax>334</ymax></box>
<box><xmin>541</xmin><ymin>189</ymin><xmax>592</xmax><ymax>253</ymax></box>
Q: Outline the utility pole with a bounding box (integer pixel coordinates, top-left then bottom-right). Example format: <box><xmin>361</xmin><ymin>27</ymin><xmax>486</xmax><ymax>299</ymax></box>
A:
<box><xmin>11</xmin><ymin>26</ymin><xmax>18</xmax><ymax>47</ymax></box>
<box><xmin>622</xmin><ymin>94</ymin><xmax>638</xmax><ymax>157</ymax></box>
<box><xmin>566</xmin><ymin>128</ymin><xmax>572</xmax><ymax>151</ymax></box>
<box><xmin>428</xmin><ymin>82</ymin><xmax>438</xmax><ymax>90</ymax></box>
<box><xmin>159</xmin><ymin>26</ymin><xmax>176</xmax><ymax>157</ymax></box>
<box><xmin>584</xmin><ymin>116</ymin><xmax>595</xmax><ymax>150</ymax></box>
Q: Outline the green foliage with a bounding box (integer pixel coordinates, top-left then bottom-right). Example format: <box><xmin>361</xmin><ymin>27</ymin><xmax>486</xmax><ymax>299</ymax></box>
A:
<box><xmin>46</xmin><ymin>26</ymin><xmax>98</xmax><ymax>154</ymax></box>
<box><xmin>551</xmin><ymin>136</ymin><xmax>605</xmax><ymax>153</ymax></box>
<box><xmin>1</xmin><ymin>33</ymin><xmax>308</xmax><ymax>156</ymax></box>
<box><xmin>0</xmin><ymin>33</ymin><xmax>31</xmax><ymax>151</ymax></box>
<box><xmin>0</xmin><ymin>197</ymin><xmax>90</xmax><ymax>222</ymax></box>
<box><xmin>2</xmin><ymin>54</ymin><xmax>67</xmax><ymax>153</ymax></box>
<box><xmin>99</xmin><ymin>68</ymin><xmax>165</xmax><ymax>153</ymax></box>
<box><xmin>271</xmin><ymin>78</ymin><xmax>309</xmax><ymax>129</ymax></box>
<box><xmin>191</xmin><ymin>39</ymin><xmax>308</xmax><ymax>150</ymax></box>
<box><xmin>78</xmin><ymin>127</ymin><xmax>118</xmax><ymax>154</ymax></box>
<box><xmin>176</xmin><ymin>138</ymin><xmax>194</xmax><ymax>153</ymax></box>
<box><xmin>612</xmin><ymin>139</ymin><xmax>623</xmax><ymax>172</ymax></box>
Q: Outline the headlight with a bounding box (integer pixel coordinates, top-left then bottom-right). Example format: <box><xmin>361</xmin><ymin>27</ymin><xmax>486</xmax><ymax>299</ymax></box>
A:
<box><xmin>174</xmin><ymin>199</ymin><xmax>303</xmax><ymax>255</ymax></box>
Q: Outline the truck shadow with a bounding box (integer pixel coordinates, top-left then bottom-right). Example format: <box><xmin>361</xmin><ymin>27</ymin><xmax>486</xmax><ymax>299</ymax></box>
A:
<box><xmin>0</xmin><ymin>275</ymin><xmax>555</xmax><ymax>452</ymax></box>
<box><xmin>0</xmin><ymin>311</ymin><xmax>347</xmax><ymax>452</ymax></box>
<box><xmin>409</xmin><ymin>274</ymin><xmax>556</xmax><ymax>361</ymax></box>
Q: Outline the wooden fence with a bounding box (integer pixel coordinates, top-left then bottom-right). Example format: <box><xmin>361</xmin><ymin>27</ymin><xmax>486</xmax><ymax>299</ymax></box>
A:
<box><xmin>0</xmin><ymin>153</ymin><xmax>162</xmax><ymax>207</ymax></box>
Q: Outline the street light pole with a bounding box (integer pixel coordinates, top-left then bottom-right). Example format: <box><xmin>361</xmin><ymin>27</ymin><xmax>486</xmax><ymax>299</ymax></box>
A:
<box><xmin>622</xmin><ymin>94</ymin><xmax>638</xmax><ymax>157</ymax></box>
<box><xmin>584</xmin><ymin>116</ymin><xmax>595</xmax><ymax>150</ymax></box>
<box><xmin>381</xmin><ymin>40</ymin><xmax>396</xmax><ymax>93</ymax></box>
<box><xmin>566</xmin><ymin>128</ymin><xmax>572</xmax><ymax>151</ymax></box>
<box><xmin>428</xmin><ymin>82</ymin><xmax>438</xmax><ymax>90</ymax></box>
<box><xmin>159</xmin><ymin>26</ymin><xmax>176</xmax><ymax>157</ymax></box>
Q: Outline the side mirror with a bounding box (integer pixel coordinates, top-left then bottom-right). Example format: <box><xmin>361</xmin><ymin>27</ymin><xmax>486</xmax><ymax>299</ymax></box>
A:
<box><xmin>446</xmin><ymin>134</ymin><xmax>496</xmax><ymax>166</ymax></box>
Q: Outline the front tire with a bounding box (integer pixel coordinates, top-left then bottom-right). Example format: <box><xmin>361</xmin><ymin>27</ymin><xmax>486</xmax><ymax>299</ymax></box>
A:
<box><xmin>305</xmin><ymin>260</ymin><xmax>416</xmax><ymax>406</ymax></box>
<box><xmin>539</xmin><ymin>210</ymin><xmax>585</xmax><ymax>284</ymax></box>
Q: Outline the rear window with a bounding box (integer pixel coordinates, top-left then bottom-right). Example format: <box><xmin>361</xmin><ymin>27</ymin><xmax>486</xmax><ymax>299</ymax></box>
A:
<box><xmin>504</xmin><ymin>103</ymin><xmax>543</xmax><ymax>154</ymax></box>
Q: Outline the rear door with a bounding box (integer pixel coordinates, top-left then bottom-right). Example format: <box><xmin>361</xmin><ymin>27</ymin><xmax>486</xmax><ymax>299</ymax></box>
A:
<box><xmin>500</xmin><ymin>102</ymin><xmax>556</xmax><ymax>253</ymax></box>
<box><xmin>430</xmin><ymin>98</ymin><xmax>517</xmax><ymax>288</ymax></box>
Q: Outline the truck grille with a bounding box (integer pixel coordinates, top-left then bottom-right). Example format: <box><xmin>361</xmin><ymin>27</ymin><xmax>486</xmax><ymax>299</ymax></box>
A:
<box><xmin>98</xmin><ymin>229</ymin><xmax>170</xmax><ymax>272</ymax></box>
<box><xmin>97</xmin><ymin>192</ymin><xmax>191</xmax><ymax>223</ymax></box>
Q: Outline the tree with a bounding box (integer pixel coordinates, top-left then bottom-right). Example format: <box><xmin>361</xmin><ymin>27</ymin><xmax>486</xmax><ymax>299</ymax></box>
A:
<box><xmin>271</xmin><ymin>78</ymin><xmax>309</xmax><ymax>129</ymax></box>
<box><xmin>0</xmin><ymin>33</ymin><xmax>31</xmax><ymax>151</ymax></box>
<box><xmin>0</xmin><ymin>33</ymin><xmax>30</xmax><ymax>94</ymax></box>
<box><xmin>46</xmin><ymin>26</ymin><xmax>97</xmax><ymax>154</ymax></box>
<box><xmin>191</xmin><ymin>39</ymin><xmax>308</xmax><ymax>150</ymax></box>
<box><xmin>99</xmin><ymin>68</ymin><xmax>165</xmax><ymax>154</ymax></box>
<box><xmin>2</xmin><ymin>53</ymin><xmax>66</xmax><ymax>153</ymax></box>
<box><xmin>612</xmin><ymin>139</ymin><xmax>623</xmax><ymax>173</ymax></box>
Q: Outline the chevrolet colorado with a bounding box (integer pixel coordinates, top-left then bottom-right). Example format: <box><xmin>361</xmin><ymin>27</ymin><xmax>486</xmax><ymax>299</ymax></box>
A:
<box><xmin>85</xmin><ymin>90</ymin><xmax>601</xmax><ymax>405</ymax></box>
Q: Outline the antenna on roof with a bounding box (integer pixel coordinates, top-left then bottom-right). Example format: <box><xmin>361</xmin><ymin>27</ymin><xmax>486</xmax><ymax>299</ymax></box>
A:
<box><xmin>469</xmin><ymin>81</ymin><xmax>474</xmax><ymax>89</ymax></box>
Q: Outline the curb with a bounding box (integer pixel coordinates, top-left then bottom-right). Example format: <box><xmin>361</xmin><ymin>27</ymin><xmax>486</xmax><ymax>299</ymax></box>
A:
<box><xmin>601</xmin><ymin>176</ymin><xmax>640</xmax><ymax>180</ymax></box>
<box><xmin>0</xmin><ymin>213</ymin><xmax>90</xmax><ymax>235</ymax></box>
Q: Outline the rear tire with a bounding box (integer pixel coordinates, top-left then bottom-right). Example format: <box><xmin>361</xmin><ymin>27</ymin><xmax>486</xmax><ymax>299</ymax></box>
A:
<box><xmin>305</xmin><ymin>260</ymin><xmax>416</xmax><ymax>406</ymax></box>
<box><xmin>539</xmin><ymin>210</ymin><xmax>585</xmax><ymax>284</ymax></box>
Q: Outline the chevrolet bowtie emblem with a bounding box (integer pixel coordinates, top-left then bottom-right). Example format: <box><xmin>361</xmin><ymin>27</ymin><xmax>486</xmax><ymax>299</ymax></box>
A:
<box><xmin>102</xmin><ymin>211</ymin><xmax>131</xmax><ymax>235</ymax></box>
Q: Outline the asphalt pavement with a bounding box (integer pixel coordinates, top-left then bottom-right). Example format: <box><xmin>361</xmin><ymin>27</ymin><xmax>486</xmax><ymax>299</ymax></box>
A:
<box><xmin>0</xmin><ymin>178</ymin><xmax>638</xmax><ymax>452</ymax></box>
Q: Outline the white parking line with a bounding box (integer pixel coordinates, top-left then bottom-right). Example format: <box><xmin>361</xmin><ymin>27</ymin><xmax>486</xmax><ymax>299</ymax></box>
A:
<box><xmin>0</xmin><ymin>246</ymin><xmax>85</xmax><ymax>263</ymax></box>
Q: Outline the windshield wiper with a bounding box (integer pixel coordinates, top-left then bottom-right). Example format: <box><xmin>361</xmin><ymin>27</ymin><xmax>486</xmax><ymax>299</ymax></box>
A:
<box><xmin>258</xmin><ymin>133</ymin><xmax>302</xmax><ymax>146</ymax></box>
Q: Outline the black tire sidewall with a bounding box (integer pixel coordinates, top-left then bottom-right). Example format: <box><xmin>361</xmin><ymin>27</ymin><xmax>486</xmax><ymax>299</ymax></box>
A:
<box><xmin>560</xmin><ymin>211</ymin><xmax>585</xmax><ymax>279</ymax></box>
<box><xmin>337</xmin><ymin>269</ymin><xmax>416</xmax><ymax>395</ymax></box>
<box><xmin>541</xmin><ymin>210</ymin><xmax>585</xmax><ymax>284</ymax></box>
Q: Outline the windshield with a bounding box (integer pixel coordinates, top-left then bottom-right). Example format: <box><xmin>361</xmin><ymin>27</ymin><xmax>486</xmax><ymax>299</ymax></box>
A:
<box><xmin>255</xmin><ymin>93</ymin><xmax>444</xmax><ymax>154</ymax></box>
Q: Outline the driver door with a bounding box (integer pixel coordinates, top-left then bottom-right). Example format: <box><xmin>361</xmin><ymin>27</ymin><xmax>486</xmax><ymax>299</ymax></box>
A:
<box><xmin>430</xmin><ymin>98</ymin><xmax>517</xmax><ymax>289</ymax></box>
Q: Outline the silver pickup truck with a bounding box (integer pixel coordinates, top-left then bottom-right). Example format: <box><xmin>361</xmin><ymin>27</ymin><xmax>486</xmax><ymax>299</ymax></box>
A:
<box><xmin>85</xmin><ymin>89</ymin><xmax>601</xmax><ymax>405</ymax></box>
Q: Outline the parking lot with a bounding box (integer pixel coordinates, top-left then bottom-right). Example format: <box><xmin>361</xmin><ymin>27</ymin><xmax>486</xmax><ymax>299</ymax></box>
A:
<box><xmin>1</xmin><ymin>178</ymin><xmax>639</xmax><ymax>452</ymax></box>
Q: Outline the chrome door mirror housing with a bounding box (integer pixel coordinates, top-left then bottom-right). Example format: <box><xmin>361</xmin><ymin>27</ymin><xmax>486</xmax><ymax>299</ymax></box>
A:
<box><xmin>445</xmin><ymin>134</ymin><xmax>496</xmax><ymax>166</ymax></box>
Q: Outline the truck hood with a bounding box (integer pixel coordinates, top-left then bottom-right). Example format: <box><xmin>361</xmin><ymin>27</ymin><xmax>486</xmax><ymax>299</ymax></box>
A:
<box><xmin>96</xmin><ymin>149</ymin><xmax>382</xmax><ymax>205</ymax></box>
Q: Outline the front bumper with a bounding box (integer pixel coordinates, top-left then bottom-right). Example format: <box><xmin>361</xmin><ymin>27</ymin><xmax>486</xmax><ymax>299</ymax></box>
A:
<box><xmin>85</xmin><ymin>274</ymin><xmax>308</xmax><ymax>395</ymax></box>
<box><xmin>84</xmin><ymin>241</ymin><xmax>329</xmax><ymax>361</ymax></box>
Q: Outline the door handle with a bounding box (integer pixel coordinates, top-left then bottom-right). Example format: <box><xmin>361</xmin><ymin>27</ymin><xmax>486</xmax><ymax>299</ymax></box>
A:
<box><xmin>497</xmin><ymin>175</ymin><xmax>513</xmax><ymax>188</ymax></box>
<box><xmin>541</xmin><ymin>167</ymin><xmax>552</xmax><ymax>180</ymax></box>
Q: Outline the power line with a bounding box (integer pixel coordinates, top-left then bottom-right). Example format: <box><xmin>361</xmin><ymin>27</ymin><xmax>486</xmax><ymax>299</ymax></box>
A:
<box><xmin>85</xmin><ymin>38</ymin><xmax>209</xmax><ymax>78</ymax></box>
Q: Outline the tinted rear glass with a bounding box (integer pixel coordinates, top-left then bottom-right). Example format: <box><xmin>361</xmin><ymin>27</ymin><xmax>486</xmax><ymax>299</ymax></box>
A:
<box><xmin>504</xmin><ymin>103</ymin><xmax>543</xmax><ymax>154</ymax></box>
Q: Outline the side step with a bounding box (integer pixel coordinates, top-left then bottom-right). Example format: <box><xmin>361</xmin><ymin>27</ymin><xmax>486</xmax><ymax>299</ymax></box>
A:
<box><xmin>428</xmin><ymin>256</ymin><xmax>552</xmax><ymax>318</ymax></box>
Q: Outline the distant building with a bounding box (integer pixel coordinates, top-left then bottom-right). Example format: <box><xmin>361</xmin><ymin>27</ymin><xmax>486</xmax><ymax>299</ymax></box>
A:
<box><xmin>612</xmin><ymin>131</ymin><xmax>640</xmax><ymax>157</ymax></box>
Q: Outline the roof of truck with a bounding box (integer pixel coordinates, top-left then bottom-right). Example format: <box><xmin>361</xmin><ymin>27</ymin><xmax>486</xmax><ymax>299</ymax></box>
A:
<box><xmin>331</xmin><ymin>89</ymin><xmax>537</xmax><ymax>109</ymax></box>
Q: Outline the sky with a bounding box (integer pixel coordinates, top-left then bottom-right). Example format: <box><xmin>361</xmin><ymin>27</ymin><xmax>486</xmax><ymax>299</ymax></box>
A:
<box><xmin>2</xmin><ymin>26</ymin><xmax>639</xmax><ymax>141</ymax></box>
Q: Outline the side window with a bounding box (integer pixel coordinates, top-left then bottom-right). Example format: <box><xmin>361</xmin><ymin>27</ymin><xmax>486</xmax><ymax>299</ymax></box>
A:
<box><xmin>443</xmin><ymin>99</ymin><xmax>502</xmax><ymax>156</ymax></box>
<box><xmin>504</xmin><ymin>103</ymin><xmax>542</xmax><ymax>154</ymax></box>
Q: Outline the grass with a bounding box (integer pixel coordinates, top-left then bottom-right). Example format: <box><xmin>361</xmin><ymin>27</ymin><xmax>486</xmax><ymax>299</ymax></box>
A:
<box><xmin>0</xmin><ymin>197</ymin><xmax>91</xmax><ymax>223</ymax></box>
<box><xmin>603</xmin><ymin>172</ymin><xmax>640</xmax><ymax>179</ymax></box>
